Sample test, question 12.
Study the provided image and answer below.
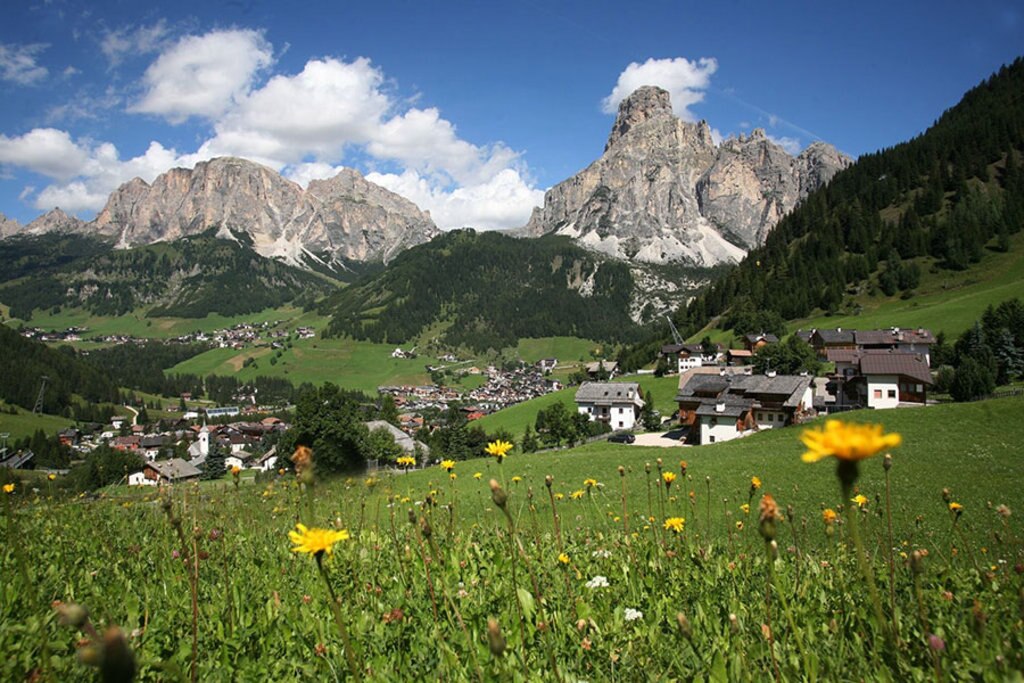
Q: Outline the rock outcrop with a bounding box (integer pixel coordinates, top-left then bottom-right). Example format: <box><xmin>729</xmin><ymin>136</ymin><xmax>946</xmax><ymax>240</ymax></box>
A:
<box><xmin>6</xmin><ymin>157</ymin><xmax>440</xmax><ymax>265</ymax></box>
<box><xmin>0</xmin><ymin>212</ymin><xmax>20</xmax><ymax>238</ymax></box>
<box><xmin>523</xmin><ymin>86</ymin><xmax>851</xmax><ymax>266</ymax></box>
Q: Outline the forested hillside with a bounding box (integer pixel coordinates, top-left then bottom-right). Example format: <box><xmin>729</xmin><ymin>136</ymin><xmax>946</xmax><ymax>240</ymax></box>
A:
<box><xmin>0</xmin><ymin>324</ymin><xmax>120</xmax><ymax>415</ymax></box>
<box><xmin>620</xmin><ymin>58</ymin><xmax>1024</xmax><ymax>369</ymax></box>
<box><xmin>322</xmin><ymin>230</ymin><xmax>639</xmax><ymax>351</ymax></box>
<box><xmin>0</xmin><ymin>230</ymin><xmax>337</xmax><ymax>320</ymax></box>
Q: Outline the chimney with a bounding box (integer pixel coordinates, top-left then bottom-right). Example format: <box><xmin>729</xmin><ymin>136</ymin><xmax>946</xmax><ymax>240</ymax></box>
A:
<box><xmin>836</xmin><ymin>327</ymin><xmax>842</xmax><ymax>333</ymax></box>
<box><xmin>719</xmin><ymin>368</ymin><xmax>727</xmax><ymax>377</ymax></box>
<box><xmin>715</xmin><ymin>401</ymin><xmax>725</xmax><ymax>413</ymax></box>
<box><xmin>766</xmin><ymin>370</ymin><xmax>777</xmax><ymax>378</ymax></box>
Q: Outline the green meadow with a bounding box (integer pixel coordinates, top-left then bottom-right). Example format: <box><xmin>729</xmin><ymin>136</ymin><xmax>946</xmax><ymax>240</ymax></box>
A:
<box><xmin>1</xmin><ymin>397</ymin><xmax>1021</xmax><ymax>680</ymax></box>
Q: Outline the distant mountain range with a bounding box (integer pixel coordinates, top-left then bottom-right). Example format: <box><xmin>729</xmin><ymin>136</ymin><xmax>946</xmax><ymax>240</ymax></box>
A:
<box><xmin>0</xmin><ymin>158</ymin><xmax>440</xmax><ymax>267</ymax></box>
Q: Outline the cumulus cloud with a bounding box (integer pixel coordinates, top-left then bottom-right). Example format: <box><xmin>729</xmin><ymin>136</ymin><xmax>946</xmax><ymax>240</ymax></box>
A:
<box><xmin>367</xmin><ymin>168</ymin><xmax>544</xmax><ymax>231</ymax></box>
<box><xmin>129</xmin><ymin>29</ymin><xmax>273</xmax><ymax>123</ymax></box>
<box><xmin>0</xmin><ymin>43</ymin><xmax>49</xmax><ymax>85</ymax></box>
<box><xmin>602</xmin><ymin>57</ymin><xmax>717</xmax><ymax>121</ymax></box>
<box><xmin>766</xmin><ymin>134</ymin><xmax>802</xmax><ymax>155</ymax></box>
<box><xmin>10</xmin><ymin>29</ymin><xmax>544</xmax><ymax>229</ymax></box>
<box><xmin>0</xmin><ymin>128</ymin><xmax>91</xmax><ymax>180</ymax></box>
<box><xmin>100</xmin><ymin>20</ymin><xmax>171</xmax><ymax>65</ymax></box>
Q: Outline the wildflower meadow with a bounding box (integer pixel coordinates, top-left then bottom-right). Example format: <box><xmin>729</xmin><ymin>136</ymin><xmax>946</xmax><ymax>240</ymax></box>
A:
<box><xmin>2</xmin><ymin>399</ymin><xmax>1023</xmax><ymax>681</ymax></box>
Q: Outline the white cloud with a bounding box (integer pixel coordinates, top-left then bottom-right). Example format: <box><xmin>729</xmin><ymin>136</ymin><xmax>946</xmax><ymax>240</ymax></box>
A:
<box><xmin>0</xmin><ymin>128</ymin><xmax>91</xmax><ymax>180</ymax></box>
<box><xmin>766</xmin><ymin>134</ymin><xmax>802</xmax><ymax>155</ymax></box>
<box><xmin>367</xmin><ymin>168</ymin><xmax>544</xmax><ymax>230</ymax></box>
<box><xmin>10</xmin><ymin>31</ymin><xmax>545</xmax><ymax>229</ymax></box>
<box><xmin>602</xmin><ymin>57</ymin><xmax>717</xmax><ymax>121</ymax></box>
<box><xmin>0</xmin><ymin>43</ymin><xmax>49</xmax><ymax>85</ymax></box>
<box><xmin>129</xmin><ymin>29</ymin><xmax>273</xmax><ymax>123</ymax></box>
<box><xmin>201</xmin><ymin>57</ymin><xmax>388</xmax><ymax>162</ymax></box>
<box><xmin>100</xmin><ymin>20</ymin><xmax>171</xmax><ymax>65</ymax></box>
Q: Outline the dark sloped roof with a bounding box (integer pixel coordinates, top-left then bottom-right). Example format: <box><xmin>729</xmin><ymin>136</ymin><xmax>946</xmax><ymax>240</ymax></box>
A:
<box><xmin>826</xmin><ymin>349</ymin><xmax>861</xmax><ymax>363</ymax></box>
<box><xmin>695</xmin><ymin>399</ymin><xmax>755</xmax><ymax>418</ymax></box>
<box><xmin>743</xmin><ymin>333</ymin><xmax>779</xmax><ymax>344</ymax></box>
<box><xmin>575</xmin><ymin>381</ymin><xmax>642</xmax><ymax>405</ymax></box>
<box><xmin>813</xmin><ymin>329</ymin><xmax>855</xmax><ymax>344</ymax></box>
<box><xmin>858</xmin><ymin>352</ymin><xmax>933</xmax><ymax>384</ymax></box>
<box><xmin>149</xmin><ymin>458</ymin><xmax>201</xmax><ymax>480</ymax></box>
<box><xmin>675</xmin><ymin>374</ymin><xmax>730</xmax><ymax>401</ymax></box>
<box><xmin>855</xmin><ymin>329</ymin><xmax>935</xmax><ymax>346</ymax></box>
<box><xmin>730</xmin><ymin>374</ymin><xmax>812</xmax><ymax>408</ymax></box>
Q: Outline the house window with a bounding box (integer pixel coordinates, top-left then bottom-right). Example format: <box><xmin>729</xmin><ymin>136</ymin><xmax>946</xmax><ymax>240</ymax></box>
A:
<box><xmin>757</xmin><ymin>412</ymin><xmax>763</xmax><ymax>421</ymax></box>
<box><xmin>709</xmin><ymin>436</ymin><xmax>716</xmax><ymax>443</ymax></box>
<box><xmin>873</xmin><ymin>389</ymin><xmax>882</xmax><ymax>399</ymax></box>
<box><xmin>618</xmin><ymin>407</ymin><xmax>624</xmax><ymax>414</ymax></box>
<box><xmin>617</xmin><ymin>421</ymin><xmax>623</xmax><ymax>428</ymax></box>
<box><xmin>888</xmin><ymin>389</ymin><xmax>897</xmax><ymax>399</ymax></box>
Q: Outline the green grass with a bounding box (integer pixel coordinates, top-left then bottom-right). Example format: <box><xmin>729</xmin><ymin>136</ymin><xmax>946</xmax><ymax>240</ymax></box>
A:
<box><xmin>395</xmin><ymin>395</ymin><xmax>1024</xmax><ymax>537</ymax></box>
<box><xmin>3</xmin><ymin>396</ymin><xmax>1021</xmax><ymax>680</ymax></box>
<box><xmin>514</xmin><ymin>336</ymin><xmax>601</xmax><ymax>364</ymax></box>
<box><xmin>168</xmin><ymin>336</ymin><xmax>442</xmax><ymax>394</ymax></box>
<box><xmin>14</xmin><ymin>306</ymin><xmax>327</xmax><ymax>340</ymax></box>
<box><xmin>0</xmin><ymin>405</ymin><xmax>74</xmax><ymax>441</ymax></box>
<box><xmin>792</xmin><ymin>235</ymin><xmax>1024</xmax><ymax>338</ymax></box>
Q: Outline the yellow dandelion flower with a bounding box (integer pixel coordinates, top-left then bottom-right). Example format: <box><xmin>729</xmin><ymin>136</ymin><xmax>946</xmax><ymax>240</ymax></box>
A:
<box><xmin>583</xmin><ymin>478</ymin><xmax>598</xmax><ymax>489</ymax></box>
<box><xmin>401</xmin><ymin>497</ymin><xmax>411</xmax><ymax>503</ymax></box>
<box><xmin>570</xmin><ymin>490</ymin><xmax>585</xmax><ymax>500</ymax></box>
<box><xmin>231</xmin><ymin>466</ymin><xmax>241</xmax><ymax>475</ymax></box>
<box><xmin>555</xmin><ymin>493</ymin><xmax>565</xmax><ymax>500</ymax></box>
<box><xmin>740</xmin><ymin>503</ymin><xmax>750</xmax><ymax>515</ymax></box>
<box><xmin>949</xmin><ymin>502</ymin><xmax>963</xmax><ymax>512</ymax></box>
<box><xmin>3</xmin><ymin>483</ymin><xmax>15</xmax><ymax>494</ymax></box>
<box><xmin>440</xmin><ymin>459</ymin><xmax>456</xmax><ymax>473</ymax></box>
<box><xmin>485</xmin><ymin>440</ymin><xmax>513</xmax><ymax>462</ymax></box>
<box><xmin>662</xmin><ymin>471</ymin><xmax>677</xmax><ymax>486</ymax></box>
<box><xmin>822</xmin><ymin>508</ymin><xmax>838</xmax><ymax>525</ymax></box>
<box><xmin>800</xmin><ymin>420</ymin><xmax>901</xmax><ymax>463</ymax></box>
<box><xmin>851</xmin><ymin>494</ymin><xmax>869</xmax><ymax>507</ymax></box>
<box><xmin>558</xmin><ymin>553</ymin><xmax>570</xmax><ymax>564</ymax></box>
<box><xmin>397</xmin><ymin>456</ymin><xmax>416</xmax><ymax>468</ymax></box>
<box><xmin>288</xmin><ymin>523</ymin><xmax>350</xmax><ymax>556</ymax></box>
<box><xmin>449</xmin><ymin>473</ymin><xmax>457</xmax><ymax>480</ymax></box>
<box><xmin>511</xmin><ymin>476</ymin><xmax>522</xmax><ymax>483</ymax></box>
<box><xmin>663</xmin><ymin>517</ymin><xmax>685</xmax><ymax>534</ymax></box>
<box><xmin>751</xmin><ymin>476</ymin><xmax>762</xmax><ymax>490</ymax></box>
<box><xmin>473</xmin><ymin>472</ymin><xmax>482</xmax><ymax>480</ymax></box>
<box><xmin>47</xmin><ymin>474</ymin><xmax>56</xmax><ymax>481</ymax></box>
<box><xmin>365</xmin><ymin>477</ymin><xmax>378</xmax><ymax>489</ymax></box>
<box><xmin>735</xmin><ymin>520</ymin><xmax>744</xmax><ymax>531</ymax></box>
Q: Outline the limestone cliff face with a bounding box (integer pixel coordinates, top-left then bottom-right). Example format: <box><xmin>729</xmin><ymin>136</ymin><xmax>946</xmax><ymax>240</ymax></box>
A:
<box><xmin>14</xmin><ymin>157</ymin><xmax>440</xmax><ymax>264</ymax></box>
<box><xmin>0</xmin><ymin>212</ymin><xmax>21</xmax><ymax>238</ymax></box>
<box><xmin>524</xmin><ymin>86</ymin><xmax>851</xmax><ymax>265</ymax></box>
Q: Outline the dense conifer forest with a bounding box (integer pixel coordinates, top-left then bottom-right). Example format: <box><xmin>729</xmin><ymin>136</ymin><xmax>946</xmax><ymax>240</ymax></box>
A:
<box><xmin>321</xmin><ymin>230</ymin><xmax>640</xmax><ymax>351</ymax></box>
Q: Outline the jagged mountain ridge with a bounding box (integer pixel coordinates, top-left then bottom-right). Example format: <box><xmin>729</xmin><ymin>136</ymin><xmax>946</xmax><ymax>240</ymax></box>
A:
<box><xmin>1</xmin><ymin>158</ymin><xmax>441</xmax><ymax>266</ymax></box>
<box><xmin>522</xmin><ymin>86</ymin><xmax>852</xmax><ymax>266</ymax></box>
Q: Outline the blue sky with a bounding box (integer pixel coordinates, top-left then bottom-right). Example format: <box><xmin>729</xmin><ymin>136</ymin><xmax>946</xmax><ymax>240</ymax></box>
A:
<box><xmin>0</xmin><ymin>0</ymin><xmax>1021</xmax><ymax>230</ymax></box>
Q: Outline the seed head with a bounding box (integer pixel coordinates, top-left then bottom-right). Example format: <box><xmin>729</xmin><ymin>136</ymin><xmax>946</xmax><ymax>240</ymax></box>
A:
<box><xmin>487</xmin><ymin>618</ymin><xmax>506</xmax><ymax>657</ymax></box>
<box><xmin>883</xmin><ymin>453</ymin><xmax>892</xmax><ymax>471</ymax></box>
<box><xmin>676</xmin><ymin>612</ymin><xmax>692</xmax><ymax>640</ymax></box>
<box><xmin>489</xmin><ymin>479</ymin><xmax>507</xmax><ymax>509</ymax></box>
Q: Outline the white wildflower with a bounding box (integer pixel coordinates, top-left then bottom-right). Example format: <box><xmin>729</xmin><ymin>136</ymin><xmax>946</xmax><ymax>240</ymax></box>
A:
<box><xmin>591</xmin><ymin>549</ymin><xmax>612</xmax><ymax>559</ymax></box>
<box><xmin>585</xmin><ymin>575</ymin><xmax>609</xmax><ymax>589</ymax></box>
<box><xmin>624</xmin><ymin>608</ymin><xmax>643</xmax><ymax>622</ymax></box>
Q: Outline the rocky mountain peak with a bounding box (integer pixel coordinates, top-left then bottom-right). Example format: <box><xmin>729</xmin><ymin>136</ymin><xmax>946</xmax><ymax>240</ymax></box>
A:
<box><xmin>7</xmin><ymin>156</ymin><xmax>440</xmax><ymax>266</ymax></box>
<box><xmin>524</xmin><ymin>88</ymin><xmax>852</xmax><ymax>267</ymax></box>
<box><xmin>606</xmin><ymin>85</ymin><xmax>675</xmax><ymax>151</ymax></box>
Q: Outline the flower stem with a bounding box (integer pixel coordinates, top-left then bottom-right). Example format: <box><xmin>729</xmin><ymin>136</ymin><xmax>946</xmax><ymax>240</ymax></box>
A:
<box><xmin>844</xmin><ymin>484</ymin><xmax>888</xmax><ymax>655</ymax></box>
<box><xmin>316</xmin><ymin>554</ymin><xmax>362</xmax><ymax>681</ymax></box>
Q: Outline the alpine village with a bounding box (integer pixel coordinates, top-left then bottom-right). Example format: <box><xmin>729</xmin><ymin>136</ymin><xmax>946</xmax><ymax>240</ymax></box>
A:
<box><xmin>1</xmin><ymin>9</ymin><xmax>1023</xmax><ymax>681</ymax></box>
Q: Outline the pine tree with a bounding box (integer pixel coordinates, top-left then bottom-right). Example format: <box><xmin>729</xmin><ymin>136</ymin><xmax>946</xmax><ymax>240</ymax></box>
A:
<box><xmin>201</xmin><ymin>442</ymin><xmax>227</xmax><ymax>480</ymax></box>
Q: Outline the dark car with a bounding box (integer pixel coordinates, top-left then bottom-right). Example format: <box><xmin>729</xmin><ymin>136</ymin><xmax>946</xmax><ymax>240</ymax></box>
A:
<box><xmin>607</xmin><ymin>432</ymin><xmax>636</xmax><ymax>444</ymax></box>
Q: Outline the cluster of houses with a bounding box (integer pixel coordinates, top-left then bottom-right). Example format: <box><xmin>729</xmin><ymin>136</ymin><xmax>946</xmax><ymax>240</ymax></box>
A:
<box><xmin>171</xmin><ymin>320</ymin><xmax>312</xmax><ymax>350</ymax></box>
<box><xmin>381</xmin><ymin>363</ymin><xmax>561</xmax><ymax>415</ymax></box>
<box><xmin>574</xmin><ymin>326</ymin><xmax>937</xmax><ymax>447</ymax></box>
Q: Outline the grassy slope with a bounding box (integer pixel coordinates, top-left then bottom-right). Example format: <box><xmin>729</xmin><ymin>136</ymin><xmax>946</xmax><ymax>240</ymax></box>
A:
<box><xmin>514</xmin><ymin>337</ymin><xmax>600</xmax><ymax>364</ymax></box>
<box><xmin>0</xmin><ymin>404</ymin><xmax>74</xmax><ymax>441</ymax></box>
<box><xmin>169</xmin><ymin>336</ymin><xmax>441</xmax><ymax>394</ymax></box>
<box><xmin>791</xmin><ymin>233</ymin><xmax>1024</xmax><ymax>336</ymax></box>
<box><xmin>391</xmin><ymin>395</ymin><xmax>1024</xmax><ymax>540</ymax></box>
<box><xmin>15</xmin><ymin>306</ymin><xmax>326</xmax><ymax>340</ymax></box>
<box><xmin>473</xmin><ymin>374</ymin><xmax>680</xmax><ymax>436</ymax></box>
<box><xmin>690</xmin><ymin>232</ymin><xmax>1024</xmax><ymax>346</ymax></box>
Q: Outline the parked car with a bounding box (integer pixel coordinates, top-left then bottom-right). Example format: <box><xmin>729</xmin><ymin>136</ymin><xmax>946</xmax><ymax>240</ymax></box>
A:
<box><xmin>608</xmin><ymin>432</ymin><xmax>636</xmax><ymax>444</ymax></box>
